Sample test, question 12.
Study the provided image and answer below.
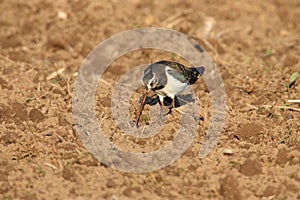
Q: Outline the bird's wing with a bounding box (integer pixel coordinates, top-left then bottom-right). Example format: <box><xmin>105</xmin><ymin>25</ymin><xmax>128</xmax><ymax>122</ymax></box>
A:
<box><xmin>166</xmin><ymin>67</ymin><xmax>189</xmax><ymax>83</ymax></box>
<box><xmin>166</xmin><ymin>61</ymin><xmax>189</xmax><ymax>74</ymax></box>
<box><xmin>148</xmin><ymin>60</ymin><xmax>203</xmax><ymax>86</ymax></box>
<box><xmin>167</xmin><ymin>62</ymin><xmax>201</xmax><ymax>84</ymax></box>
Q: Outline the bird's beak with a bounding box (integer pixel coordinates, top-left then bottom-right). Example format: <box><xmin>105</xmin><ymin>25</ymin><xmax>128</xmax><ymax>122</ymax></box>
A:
<box><xmin>145</xmin><ymin>84</ymin><xmax>151</xmax><ymax>91</ymax></box>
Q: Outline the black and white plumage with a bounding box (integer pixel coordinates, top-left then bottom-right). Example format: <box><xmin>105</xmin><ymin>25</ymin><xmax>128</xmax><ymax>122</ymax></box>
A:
<box><xmin>142</xmin><ymin>60</ymin><xmax>205</xmax><ymax>108</ymax></box>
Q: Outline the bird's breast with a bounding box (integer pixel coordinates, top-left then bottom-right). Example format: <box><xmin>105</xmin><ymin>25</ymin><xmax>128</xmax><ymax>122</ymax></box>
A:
<box><xmin>155</xmin><ymin>69</ymin><xmax>188</xmax><ymax>97</ymax></box>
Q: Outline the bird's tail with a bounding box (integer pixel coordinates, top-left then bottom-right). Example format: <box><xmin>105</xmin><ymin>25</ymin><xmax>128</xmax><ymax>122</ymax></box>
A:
<box><xmin>190</xmin><ymin>66</ymin><xmax>205</xmax><ymax>77</ymax></box>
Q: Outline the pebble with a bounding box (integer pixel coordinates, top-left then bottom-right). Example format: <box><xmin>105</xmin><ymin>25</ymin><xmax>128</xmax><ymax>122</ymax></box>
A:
<box><xmin>223</xmin><ymin>149</ymin><xmax>234</xmax><ymax>155</ymax></box>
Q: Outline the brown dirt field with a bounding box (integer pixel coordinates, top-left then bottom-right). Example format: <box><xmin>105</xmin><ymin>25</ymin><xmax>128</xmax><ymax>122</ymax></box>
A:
<box><xmin>0</xmin><ymin>0</ymin><xmax>300</xmax><ymax>199</ymax></box>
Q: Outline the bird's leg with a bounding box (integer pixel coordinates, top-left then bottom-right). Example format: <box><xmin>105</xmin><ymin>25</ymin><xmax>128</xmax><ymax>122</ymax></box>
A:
<box><xmin>170</xmin><ymin>94</ymin><xmax>176</xmax><ymax>108</ymax></box>
<box><xmin>172</xmin><ymin>98</ymin><xmax>175</xmax><ymax>108</ymax></box>
<box><xmin>158</xmin><ymin>95</ymin><xmax>172</xmax><ymax>115</ymax></box>
<box><xmin>158</xmin><ymin>95</ymin><xmax>165</xmax><ymax>110</ymax></box>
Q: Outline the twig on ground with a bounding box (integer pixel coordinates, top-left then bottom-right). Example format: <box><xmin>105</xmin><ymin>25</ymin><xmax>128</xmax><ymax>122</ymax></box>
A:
<box><xmin>214</xmin><ymin>27</ymin><xmax>242</xmax><ymax>38</ymax></box>
<box><xmin>46</xmin><ymin>67</ymin><xmax>65</xmax><ymax>80</ymax></box>
<box><xmin>246</xmin><ymin>103</ymin><xmax>258</xmax><ymax>110</ymax></box>
<box><xmin>99</xmin><ymin>79</ymin><xmax>113</xmax><ymax>88</ymax></box>
<box><xmin>44</xmin><ymin>162</ymin><xmax>57</xmax><ymax>170</ymax></box>
<box><xmin>140</xmin><ymin>125</ymin><xmax>146</xmax><ymax>135</ymax></box>
<box><xmin>37</xmin><ymin>82</ymin><xmax>41</xmax><ymax>92</ymax></box>
<box><xmin>263</xmin><ymin>105</ymin><xmax>300</xmax><ymax>112</ymax></box>
<box><xmin>246</xmin><ymin>102</ymin><xmax>300</xmax><ymax>112</ymax></box>
<box><xmin>0</xmin><ymin>53</ymin><xmax>33</xmax><ymax>68</ymax></box>
<box><xmin>67</xmin><ymin>78</ymin><xmax>71</xmax><ymax>96</ymax></box>
<box><xmin>173</xmin><ymin>107</ymin><xmax>184</xmax><ymax>114</ymax></box>
<box><xmin>161</xmin><ymin>10</ymin><xmax>192</xmax><ymax>28</ymax></box>
<box><xmin>288</xmin><ymin>99</ymin><xmax>300</xmax><ymax>103</ymax></box>
<box><xmin>75</xmin><ymin>148</ymin><xmax>82</xmax><ymax>155</ymax></box>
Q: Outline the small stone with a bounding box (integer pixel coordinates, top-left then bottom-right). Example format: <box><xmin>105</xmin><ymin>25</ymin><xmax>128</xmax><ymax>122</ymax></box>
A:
<box><xmin>111</xmin><ymin>195</ymin><xmax>118</xmax><ymax>200</ymax></box>
<box><xmin>263</xmin><ymin>186</ymin><xmax>278</xmax><ymax>197</ymax></box>
<box><xmin>239</xmin><ymin>158</ymin><xmax>262</xmax><ymax>176</ymax></box>
<box><xmin>57</xmin><ymin>11</ymin><xmax>67</xmax><ymax>19</ymax></box>
<box><xmin>223</xmin><ymin>149</ymin><xmax>234</xmax><ymax>155</ymax></box>
<box><xmin>220</xmin><ymin>174</ymin><xmax>241</xmax><ymax>200</ymax></box>
<box><xmin>145</xmin><ymin>15</ymin><xmax>156</xmax><ymax>25</ymax></box>
<box><xmin>123</xmin><ymin>186</ymin><xmax>141</xmax><ymax>197</ymax></box>
<box><xmin>29</xmin><ymin>108</ymin><xmax>45</xmax><ymax>122</ymax></box>
<box><xmin>106</xmin><ymin>179</ymin><xmax>117</xmax><ymax>188</ymax></box>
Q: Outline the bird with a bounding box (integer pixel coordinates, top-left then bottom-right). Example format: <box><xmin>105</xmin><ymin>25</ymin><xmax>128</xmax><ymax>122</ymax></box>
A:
<box><xmin>142</xmin><ymin>60</ymin><xmax>205</xmax><ymax>109</ymax></box>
